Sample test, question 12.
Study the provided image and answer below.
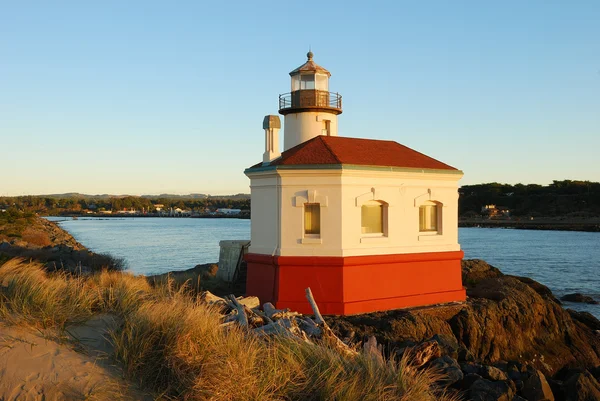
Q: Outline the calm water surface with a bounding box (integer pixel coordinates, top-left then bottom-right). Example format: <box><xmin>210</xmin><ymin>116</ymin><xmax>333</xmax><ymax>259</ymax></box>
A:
<box><xmin>48</xmin><ymin>218</ymin><xmax>600</xmax><ymax>317</ymax></box>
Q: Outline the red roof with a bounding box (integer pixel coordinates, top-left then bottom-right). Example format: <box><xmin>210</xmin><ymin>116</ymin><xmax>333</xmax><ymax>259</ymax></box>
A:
<box><xmin>251</xmin><ymin>136</ymin><xmax>459</xmax><ymax>171</ymax></box>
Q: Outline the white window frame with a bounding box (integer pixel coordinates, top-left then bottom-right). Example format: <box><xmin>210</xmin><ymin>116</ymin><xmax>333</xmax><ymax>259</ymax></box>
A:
<box><xmin>303</xmin><ymin>202</ymin><xmax>321</xmax><ymax>239</ymax></box>
<box><xmin>361</xmin><ymin>200</ymin><xmax>388</xmax><ymax>237</ymax></box>
<box><xmin>419</xmin><ymin>201</ymin><xmax>442</xmax><ymax>235</ymax></box>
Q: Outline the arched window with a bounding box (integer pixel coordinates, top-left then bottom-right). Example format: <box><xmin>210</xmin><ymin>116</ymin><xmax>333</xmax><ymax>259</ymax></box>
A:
<box><xmin>361</xmin><ymin>200</ymin><xmax>387</xmax><ymax>235</ymax></box>
<box><xmin>419</xmin><ymin>201</ymin><xmax>441</xmax><ymax>233</ymax></box>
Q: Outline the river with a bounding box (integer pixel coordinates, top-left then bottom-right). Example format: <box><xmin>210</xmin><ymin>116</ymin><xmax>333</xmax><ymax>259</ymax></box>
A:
<box><xmin>47</xmin><ymin>217</ymin><xmax>600</xmax><ymax>317</ymax></box>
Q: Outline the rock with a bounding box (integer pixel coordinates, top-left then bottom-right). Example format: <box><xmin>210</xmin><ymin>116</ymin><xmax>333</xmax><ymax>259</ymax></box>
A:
<box><xmin>430</xmin><ymin>355</ymin><xmax>463</xmax><ymax>386</ymax></box>
<box><xmin>462</xmin><ymin>362</ymin><xmax>484</xmax><ymax>375</ymax></box>
<box><xmin>193</xmin><ymin>263</ymin><xmax>219</xmax><ymax>280</ymax></box>
<box><xmin>561</xmin><ymin>293</ymin><xmax>598</xmax><ymax>305</ymax></box>
<box><xmin>568</xmin><ymin>310</ymin><xmax>600</xmax><ymax>331</ymax></box>
<box><xmin>563</xmin><ymin>371</ymin><xmax>600</xmax><ymax>401</ymax></box>
<box><xmin>481</xmin><ymin>365</ymin><xmax>509</xmax><ymax>381</ymax></box>
<box><xmin>0</xmin><ymin>241</ymin><xmax>10</xmax><ymax>250</ymax></box>
<box><xmin>507</xmin><ymin>362</ymin><xmax>524</xmax><ymax>382</ymax></box>
<box><xmin>591</xmin><ymin>366</ymin><xmax>600</xmax><ymax>381</ymax></box>
<box><xmin>462</xmin><ymin>373</ymin><xmax>484</xmax><ymax>390</ymax></box>
<box><xmin>462</xmin><ymin>259</ymin><xmax>503</xmax><ymax>286</ymax></box>
<box><xmin>470</xmin><ymin>378</ymin><xmax>515</xmax><ymax>401</ymax></box>
<box><xmin>512</xmin><ymin>396</ymin><xmax>527</xmax><ymax>401</ymax></box>
<box><xmin>428</xmin><ymin>333</ymin><xmax>459</xmax><ymax>359</ymax></box>
<box><xmin>512</xmin><ymin>276</ymin><xmax>561</xmax><ymax>304</ymax></box>
<box><xmin>521</xmin><ymin>368</ymin><xmax>554</xmax><ymax>401</ymax></box>
<box><xmin>450</xmin><ymin>262</ymin><xmax>600</xmax><ymax>375</ymax></box>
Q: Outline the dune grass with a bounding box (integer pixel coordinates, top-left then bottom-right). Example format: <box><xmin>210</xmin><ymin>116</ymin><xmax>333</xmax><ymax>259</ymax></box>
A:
<box><xmin>0</xmin><ymin>258</ymin><xmax>459</xmax><ymax>401</ymax></box>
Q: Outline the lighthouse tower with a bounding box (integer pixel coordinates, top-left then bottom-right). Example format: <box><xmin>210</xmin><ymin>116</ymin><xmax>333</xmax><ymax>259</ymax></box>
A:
<box><xmin>245</xmin><ymin>53</ymin><xmax>466</xmax><ymax>315</ymax></box>
<box><xmin>279</xmin><ymin>51</ymin><xmax>342</xmax><ymax>151</ymax></box>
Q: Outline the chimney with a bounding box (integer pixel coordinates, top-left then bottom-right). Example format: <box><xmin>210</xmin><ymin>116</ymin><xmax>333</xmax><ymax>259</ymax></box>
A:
<box><xmin>262</xmin><ymin>115</ymin><xmax>281</xmax><ymax>164</ymax></box>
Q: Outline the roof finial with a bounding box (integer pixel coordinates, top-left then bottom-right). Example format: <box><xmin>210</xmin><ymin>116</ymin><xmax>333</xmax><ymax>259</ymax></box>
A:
<box><xmin>307</xmin><ymin>47</ymin><xmax>313</xmax><ymax>61</ymax></box>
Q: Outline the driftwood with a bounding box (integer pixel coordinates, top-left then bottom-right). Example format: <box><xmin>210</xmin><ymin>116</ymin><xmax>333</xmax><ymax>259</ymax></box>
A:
<box><xmin>199</xmin><ymin>288</ymin><xmax>357</xmax><ymax>357</ymax></box>
<box><xmin>407</xmin><ymin>341</ymin><xmax>441</xmax><ymax>369</ymax></box>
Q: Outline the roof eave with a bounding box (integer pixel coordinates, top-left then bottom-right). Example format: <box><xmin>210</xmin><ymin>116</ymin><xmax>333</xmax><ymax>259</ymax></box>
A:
<box><xmin>245</xmin><ymin>163</ymin><xmax>463</xmax><ymax>176</ymax></box>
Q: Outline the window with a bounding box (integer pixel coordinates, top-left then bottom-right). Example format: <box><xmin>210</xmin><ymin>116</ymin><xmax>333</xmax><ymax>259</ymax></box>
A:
<box><xmin>304</xmin><ymin>203</ymin><xmax>320</xmax><ymax>236</ymax></box>
<box><xmin>361</xmin><ymin>201</ymin><xmax>387</xmax><ymax>235</ymax></box>
<box><xmin>322</xmin><ymin>120</ymin><xmax>331</xmax><ymax>136</ymax></box>
<box><xmin>419</xmin><ymin>202</ymin><xmax>440</xmax><ymax>232</ymax></box>
<box><xmin>300</xmin><ymin>74</ymin><xmax>315</xmax><ymax>90</ymax></box>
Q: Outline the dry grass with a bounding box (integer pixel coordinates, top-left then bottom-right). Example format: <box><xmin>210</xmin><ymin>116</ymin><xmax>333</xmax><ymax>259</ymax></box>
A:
<box><xmin>21</xmin><ymin>227</ymin><xmax>52</xmax><ymax>247</ymax></box>
<box><xmin>0</xmin><ymin>258</ymin><xmax>460</xmax><ymax>401</ymax></box>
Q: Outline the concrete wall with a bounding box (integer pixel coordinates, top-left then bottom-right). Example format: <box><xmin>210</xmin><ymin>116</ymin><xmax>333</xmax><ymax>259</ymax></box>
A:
<box><xmin>283</xmin><ymin>111</ymin><xmax>338</xmax><ymax>151</ymax></box>
<box><xmin>246</xmin><ymin>167</ymin><xmax>462</xmax><ymax>258</ymax></box>
<box><xmin>218</xmin><ymin>240</ymin><xmax>250</xmax><ymax>282</ymax></box>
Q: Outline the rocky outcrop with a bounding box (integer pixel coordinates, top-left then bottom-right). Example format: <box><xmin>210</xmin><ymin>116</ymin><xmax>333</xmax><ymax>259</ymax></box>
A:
<box><xmin>326</xmin><ymin>259</ymin><xmax>600</xmax><ymax>400</ymax></box>
<box><xmin>0</xmin><ymin>216</ymin><xmax>122</xmax><ymax>272</ymax></box>
<box><xmin>561</xmin><ymin>293</ymin><xmax>599</xmax><ymax>305</ymax></box>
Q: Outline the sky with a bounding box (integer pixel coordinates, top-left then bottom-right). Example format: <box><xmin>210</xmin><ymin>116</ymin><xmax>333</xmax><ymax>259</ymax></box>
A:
<box><xmin>1</xmin><ymin>1</ymin><xmax>599</xmax><ymax>196</ymax></box>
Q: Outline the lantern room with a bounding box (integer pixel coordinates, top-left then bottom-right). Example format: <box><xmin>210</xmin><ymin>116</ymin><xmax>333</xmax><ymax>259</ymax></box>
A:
<box><xmin>290</xmin><ymin>51</ymin><xmax>330</xmax><ymax>92</ymax></box>
<box><xmin>278</xmin><ymin>52</ymin><xmax>343</xmax><ymax>151</ymax></box>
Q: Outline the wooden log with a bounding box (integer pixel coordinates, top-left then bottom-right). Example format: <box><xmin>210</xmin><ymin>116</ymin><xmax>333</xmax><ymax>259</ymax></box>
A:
<box><xmin>305</xmin><ymin>287</ymin><xmax>358</xmax><ymax>357</ymax></box>
<box><xmin>298</xmin><ymin>317</ymin><xmax>321</xmax><ymax>337</ymax></box>
<box><xmin>251</xmin><ymin>308</ymin><xmax>273</xmax><ymax>324</ymax></box>
<box><xmin>263</xmin><ymin>302</ymin><xmax>297</xmax><ymax>320</ymax></box>
<box><xmin>228</xmin><ymin>295</ymin><xmax>248</xmax><ymax>327</ymax></box>
<box><xmin>363</xmin><ymin>336</ymin><xmax>384</xmax><ymax>363</ymax></box>
<box><xmin>200</xmin><ymin>290</ymin><xmax>227</xmax><ymax>306</ymax></box>
<box><xmin>236</xmin><ymin>296</ymin><xmax>260</xmax><ymax>309</ymax></box>
<box><xmin>305</xmin><ymin>288</ymin><xmax>325</xmax><ymax>325</ymax></box>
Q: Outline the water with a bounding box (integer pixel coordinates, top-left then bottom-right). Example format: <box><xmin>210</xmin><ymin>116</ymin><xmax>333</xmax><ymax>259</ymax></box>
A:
<box><xmin>460</xmin><ymin>227</ymin><xmax>600</xmax><ymax>317</ymax></box>
<box><xmin>48</xmin><ymin>217</ymin><xmax>250</xmax><ymax>275</ymax></box>
<box><xmin>47</xmin><ymin>217</ymin><xmax>600</xmax><ymax>317</ymax></box>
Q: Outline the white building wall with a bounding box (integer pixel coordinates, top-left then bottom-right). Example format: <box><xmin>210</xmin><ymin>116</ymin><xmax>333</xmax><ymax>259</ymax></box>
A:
<box><xmin>248</xmin><ymin>173</ymin><xmax>280</xmax><ymax>256</ymax></box>
<box><xmin>247</xmin><ymin>168</ymin><xmax>462</xmax><ymax>257</ymax></box>
<box><xmin>283</xmin><ymin>112</ymin><xmax>339</xmax><ymax>151</ymax></box>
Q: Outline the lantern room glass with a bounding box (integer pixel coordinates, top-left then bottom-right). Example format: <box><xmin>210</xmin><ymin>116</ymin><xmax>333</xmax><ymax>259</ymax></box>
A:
<box><xmin>291</xmin><ymin>73</ymin><xmax>328</xmax><ymax>92</ymax></box>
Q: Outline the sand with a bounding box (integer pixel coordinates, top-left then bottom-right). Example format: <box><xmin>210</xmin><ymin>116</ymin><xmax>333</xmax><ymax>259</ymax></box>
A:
<box><xmin>0</xmin><ymin>316</ymin><xmax>152</xmax><ymax>401</ymax></box>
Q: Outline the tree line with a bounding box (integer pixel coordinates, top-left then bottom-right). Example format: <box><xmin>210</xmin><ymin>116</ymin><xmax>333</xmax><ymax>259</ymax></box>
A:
<box><xmin>459</xmin><ymin>180</ymin><xmax>600</xmax><ymax>217</ymax></box>
<box><xmin>3</xmin><ymin>180</ymin><xmax>599</xmax><ymax>218</ymax></box>
<box><xmin>0</xmin><ymin>195</ymin><xmax>250</xmax><ymax>216</ymax></box>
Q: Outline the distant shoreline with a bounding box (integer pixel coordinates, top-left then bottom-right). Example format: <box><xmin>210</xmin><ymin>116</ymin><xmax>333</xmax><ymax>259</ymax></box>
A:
<box><xmin>459</xmin><ymin>218</ymin><xmax>600</xmax><ymax>232</ymax></box>
<box><xmin>49</xmin><ymin>213</ymin><xmax>250</xmax><ymax>220</ymax></box>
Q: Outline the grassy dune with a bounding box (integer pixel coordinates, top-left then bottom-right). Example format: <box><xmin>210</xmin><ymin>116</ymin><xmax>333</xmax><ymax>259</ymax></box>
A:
<box><xmin>0</xmin><ymin>258</ymin><xmax>459</xmax><ymax>401</ymax></box>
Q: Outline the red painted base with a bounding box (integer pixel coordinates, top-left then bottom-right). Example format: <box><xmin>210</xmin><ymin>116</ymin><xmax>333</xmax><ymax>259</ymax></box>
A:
<box><xmin>244</xmin><ymin>251</ymin><xmax>466</xmax><ymax>315</ymax></box>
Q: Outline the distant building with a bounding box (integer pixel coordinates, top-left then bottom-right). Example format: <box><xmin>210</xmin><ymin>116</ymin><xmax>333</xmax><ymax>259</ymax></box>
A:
<box><xmin>154</xmin><ymin>204</ymin><xmax>165</xmax><ymax>211</ymax></box>
<box><xmin>481</xmin><ymin>204</ymin><xmax>510</xmax><ymax>217</ymax></box>
<box><xmin>216</xmin><ymin>208</ymin><xmax>242</xmax><ymax>215</ymax></box>
<box><xmin>117</xmin><ymin>208</ymin><xmax>138</xmax><ymax>215</ymax></box>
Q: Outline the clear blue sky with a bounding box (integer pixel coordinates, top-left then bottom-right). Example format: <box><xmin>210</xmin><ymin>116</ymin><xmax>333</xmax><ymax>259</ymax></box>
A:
<box><xmin>1</xmin><ymin>1</ymin><xmax>599</xmax><ymax>196</ymax></box>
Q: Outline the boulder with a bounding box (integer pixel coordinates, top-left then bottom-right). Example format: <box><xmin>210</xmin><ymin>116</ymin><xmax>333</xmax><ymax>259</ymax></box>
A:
<box><xmin>470</xmin><ymin>378</ymin><xmax>515</xmax><ymax>401</ymax></box>
<box><xmin>428</xmin><ymin>333</ymin><xmax>459</xmax><ymax>359</ymax></box>
<box><xmin>568</xmin><ymin>310</ymin><xmax>600</xmax><ymax>331</ymax></box>
<box><xmin>462</xmin><ymin>362</ymin><xmax>484</xmax><ymax>375</ymax></box>
<box><xmin>462</xmin><ymin>373</ymin><xmax>484</xmax><ymax>390</ymax></box>
<box><xmin>451</xmin><ymin>261</ymin><xmax>600</xmax><ymax>375</ymax></box>
<box><xmin>561</xmin><ymin>293</ymin><xmax>598</xmax><ymax>305</ymax></box>
<box><xmin>430</xmin><ymin>355</ymin><xmax>463</xmax><ymax>386</ymax></box>
<box><xmin>481</xmin><ymin>365</ymin><xmax>509</xmax><ymax>381</ymax></box>
<box><xmin>521</xmin><ymin>368</ymin><xmax>554</xmax><ymax>401</ymax></box>
<box><xmin>563</xmin><ymin>371</ymin><xmax>600</xmax><ymax>401</ymax></box>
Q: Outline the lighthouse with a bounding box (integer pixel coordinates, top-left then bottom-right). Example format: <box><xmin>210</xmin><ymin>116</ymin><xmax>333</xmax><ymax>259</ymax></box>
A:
<box><xmin>245</xmin><ymin>53</ymin><xmax>466</xmax><ymax>315</ymax></box>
